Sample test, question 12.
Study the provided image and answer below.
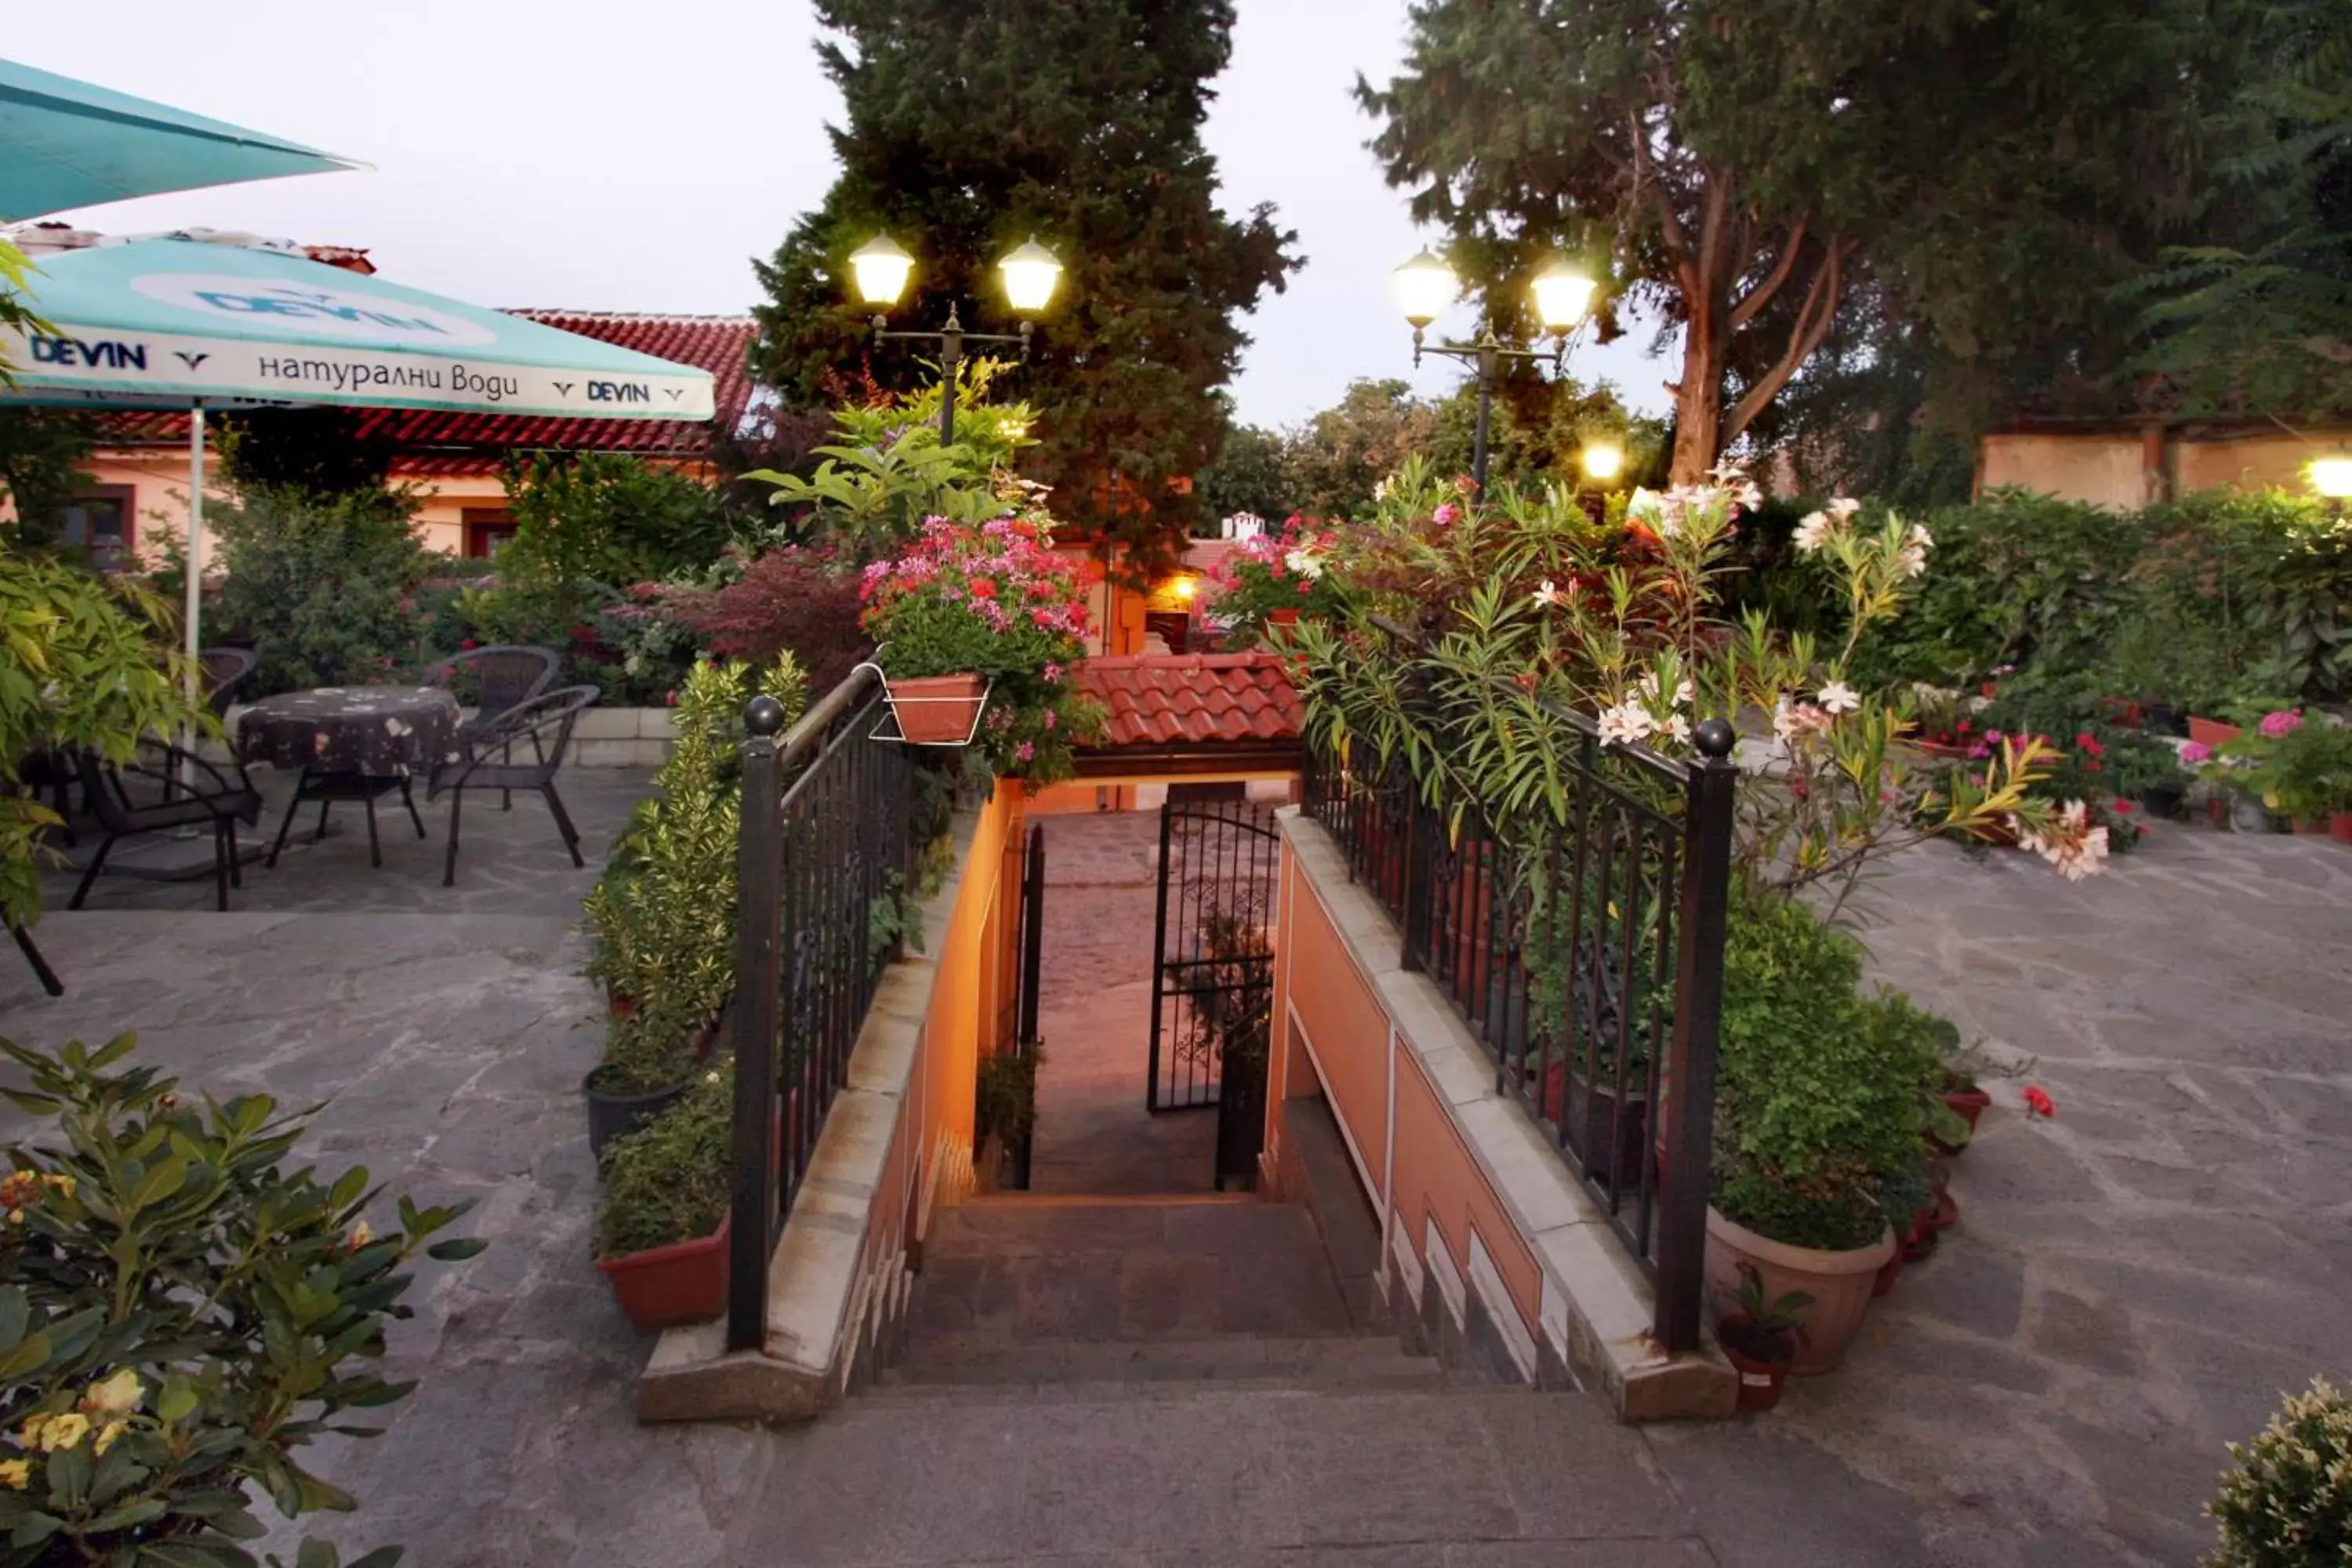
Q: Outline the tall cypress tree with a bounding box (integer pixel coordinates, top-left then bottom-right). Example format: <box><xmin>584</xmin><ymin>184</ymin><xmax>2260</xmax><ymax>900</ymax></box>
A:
<box><xmin>751</xmin><ymin>0</ymin><xmax>1299</xmax><ymax>568</ymax></box>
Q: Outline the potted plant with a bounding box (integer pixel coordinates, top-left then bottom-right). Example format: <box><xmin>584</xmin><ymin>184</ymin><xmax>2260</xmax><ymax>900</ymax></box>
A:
<box><xmin>0</xmin><ymin>1032</ymin><xmax>482</xmax><ymax>1562</ymax></box>
<box><xmin>2203</xmin><ymin>1375</ymin><xmax>2352</xmax><ymax>1564</ymax></box>
<box><xmin>1201</xmin><ymin>514</ymin><xmax>1345</xmax><ymax>644</ymax></box>
<box><xmin>2208</xmin><ymin>710</ymin><xmax>2352</xmax><ymax>837</ymax></box>
<box><xmin>2102</xmin><ymin>728</ymin><xmax>2192</xmax><ymax>821</ymax></box>
<box><xmin>1931</xmin><ymin>1031</ymin><xmax>2030</xmax><ymax>1155</ymax></box>
<box><xmin>858</xmin><ymin>511</ymin><xmax>1105</xmax><ymax>777</ymax></box>
<box><xmin>582</xmin><ymin>656</ymin><xmax>800</xmax><ymax>1156</ymax></box>
<box><xmin>1716</xmin><ymin>1262</ymin><xmax>1813</xmax><ymax>1412</ymax></box>
<box><xmin>596</xmin><ymin>1062</ymin><xmax>735</xmax><ymax>1331</ymax></box>
<box><xmin>1706</xmin><ymin>897</ymin><xmax>1937</xmax><ymax>1374</ymax></box>
<box><xmin>972</xmin><ymin>1044</ymin><xmax>1041</xmax><ymax>1193</ymax></box>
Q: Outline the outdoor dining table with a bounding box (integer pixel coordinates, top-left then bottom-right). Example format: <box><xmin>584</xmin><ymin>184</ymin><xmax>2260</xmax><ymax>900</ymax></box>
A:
<box><xmin>237</xmin><ymin>686</ymin><xmax>464</xmax><ymax>869</ymax></box>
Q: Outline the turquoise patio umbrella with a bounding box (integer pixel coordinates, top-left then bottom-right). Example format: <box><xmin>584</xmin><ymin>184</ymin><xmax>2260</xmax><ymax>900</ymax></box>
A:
<box><xmin>0</xmin><ymin>58</ymin><xmax>367</xmax><ymax>220</ymax></box>
<box><xmin>0</xmin><ymin>237</ymin><xmax>719</xmax><ymax>709</ymax></box>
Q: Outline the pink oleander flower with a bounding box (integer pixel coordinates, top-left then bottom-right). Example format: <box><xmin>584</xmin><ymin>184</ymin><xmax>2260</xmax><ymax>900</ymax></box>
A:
<box><xmin>2180</xmin><ymin>740</ymin><xmax>2212</xmax><ymax>764</ymax></box>
<box><xmin>1432</xmin><ymin>503</ymin><xmax>1460</xmax><ymax>528</ymax></box>
<box><xmin>2259</xmin><ymin>709</ymin><xmax>2303</xmax><ymax>739</ymax></box>
<box><xmin>1043</xmin><ymin>710</ymin><xmax>1058</xmax><ymax>731</ymax></box>
<box><xmin>1015</xmin><ymin>740</ymin><xmax>1036</xmax><ymax>762</ymax></box>
<box><xmin>1042</xmin><ymin>661</ymin><xmax>1064</xmax><ymax>684</ymax></box>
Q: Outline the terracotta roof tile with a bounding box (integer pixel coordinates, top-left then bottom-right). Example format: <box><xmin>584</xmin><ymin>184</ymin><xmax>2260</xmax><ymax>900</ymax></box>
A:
<box><xmin>1074</xmin><ymin>652</ymin><xmax>1303</xmax><ymax>751</ymax></box>
<box><xmin>91</xmin><ymin>311</ymin><xmax>757</xmax><ymax>464</ymax></box>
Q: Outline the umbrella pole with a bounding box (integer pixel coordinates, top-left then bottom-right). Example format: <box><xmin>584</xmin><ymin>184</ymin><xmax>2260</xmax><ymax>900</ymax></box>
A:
<box><xmin>180</xmin><ymin>402</ymin><xmax>204</xmax><ymax>795</ymax></box>
<box><xmin>184</xmin><ymin>401</ymin><xmax>204</xmax><ymax>709</ymax></box>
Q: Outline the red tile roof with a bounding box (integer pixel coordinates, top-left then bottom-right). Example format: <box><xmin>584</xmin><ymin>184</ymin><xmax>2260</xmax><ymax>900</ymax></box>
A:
<box><xmin>1076</xmin><ymin>653</ymin><xmax>1302</xmax><ymax>750</ymax></box>
<box><xmin>93</xmin><ymin>312</ymin><xmax>757</xmax><ymax>470</ymax></box>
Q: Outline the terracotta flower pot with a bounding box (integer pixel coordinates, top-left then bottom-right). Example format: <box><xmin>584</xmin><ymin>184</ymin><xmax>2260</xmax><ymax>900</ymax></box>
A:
<box><xmin>1265</xmin><ymin>608</ymin><xmax>1301</xmax><ymax>628</ymax></box>
<box><xmin>2188</xmin><ymin>715</ymin><xmax>2242</xmax><ymax>748</ymax></box>
<box><xmin>2333</xmin><ymin>812</ymin><xmax>2352</xmax><ymax>846</ymax></box>
<box><xmin>1716</xmin><ymin>1313</ymin><xmax>1796</xmax><ymax>1412</ymax></box>
<box><xmin>1933</xmin><ymin>1085</ymin><xmax>1991</xmax><ymax>1156</ymax></box>
<box><xmin>1705</xmin><ymin>1207</ymin><xmax>1895</xmax><ymax>1376</ymax></box>
<box><xmin>2295</xmin><ymin>817</ymin><xmax>2333</xmax><ymax>837</ymax></box>
<box><xmin>597</xmin><ymin>1212</ymin><xmax>730</xmax><ymax>1332</ymax></box>
<box><xmin>884</xmin><ymin>673</ymin><xmax>988</xmax><ymax>745</ymax></box>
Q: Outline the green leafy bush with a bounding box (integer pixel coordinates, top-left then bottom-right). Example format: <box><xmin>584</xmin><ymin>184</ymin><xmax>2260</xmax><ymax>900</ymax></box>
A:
<box><xmin>596</xmin><ymin>1063</ymin><xmax>731</xmax><ymax>1258</ymax></box>
<box><xmin>2205</xmin><ymin>1376</ymin><xmax>2352</xmax><ymax>1566</ymax></box>
<box><xmin>1711</xmin><ymin>896</ymin><xmax>1941</xmax><ymax>1251</ymax></box>
<box><xmin>0</xmin><ymin>554</ymin><xmax>205</xmax><ymax>927</ymax></box>
<box><xmin>583</xmin><ymin>655</ymin><xmax>807</xmax><ymax>1094</ymax></box>
<box><xmin>493</xmin><ymin>453</ymin><xmax>731</xmax><ymax>634</ymax></box>
<box><xmin>0</xmin><ymin>1033</ymin><xmax>482</xmax><ymax>1566</ymax></box>
<box><xmin>209</xmin><ymin>485</ymin><xmax>433</xmax><ymax>695</ymax></box>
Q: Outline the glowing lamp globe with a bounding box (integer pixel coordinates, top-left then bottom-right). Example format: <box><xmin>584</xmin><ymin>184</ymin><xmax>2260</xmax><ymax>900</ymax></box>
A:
<box><xmin>1392</xmin><ymin>249</ymin><xmax>1457</xmax><ymax>328</ymax></box>
<box><xmin>1532</xmin><ymin>260</ymin><xmax>1598</xmax><ymax>333</ymax></box>
<box><xmin>848</xmin><ymin>234</ymin><xmax>914</xmax><ymax>308</ymax></box>
<box><xmin>998</xmin><ymin>238</ymin><xmax>1064</xmax><ymax>315</ymax></box>
<box><xmin>1581</xmin><ymin>443</ymin><xmax>1624</xmax><ymax>481</ymax></box>
<box><xmin>2311</xmin><ymin>456</ymin><xmax>2352</xmax><ymax>501</ymax></box>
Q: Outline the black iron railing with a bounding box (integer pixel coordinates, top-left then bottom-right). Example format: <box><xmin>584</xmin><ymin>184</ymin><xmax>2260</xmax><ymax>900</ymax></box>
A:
<box><xmin>727</xmin><ymin>666</ymin><xmax>919</xmax><ymax>1352</ymax></box>
<box><xmin>1301</xmin><ymin>697</ymin><xmax>1735</xmax><ymax>1354</ymax></box>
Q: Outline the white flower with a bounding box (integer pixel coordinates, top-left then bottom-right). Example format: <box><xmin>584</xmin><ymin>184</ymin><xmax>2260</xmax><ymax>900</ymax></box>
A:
<box><xmin>2024</xmin><ymin>800</ymin><xmax>2110</xmax><ymax>881</ymax></box>
<box><xmin>1817</xmin><ymin>681</ymin><xmax>1860</xmax><ymax>714</ymax></box>
<box><xmin>1661</xmin><ymin>713</ymin><xmax>1693</xmax><ymax>744</ymax></box>
<box><xmin>1533</xmin><ymin>579</ymin><xmax>1560</xmax><ymax>608</ymax></box>
<box><xmin>1597</xmin><ymin>701</ymin><xmax>1656</xmax><ymax>748</ymax></box>
<box><xmin>1372</xmin><ymin>478</ymin><xmax>1392</xmax><ymax>503</ymax></box>
<box><xmin>1907</xmin><ymin>522</ymin><xmax>1933</xmax><ymax>550</ymax></box>
<box><xmin>1896</xmin><ymin>522</ymin><xmax>1933</xmax><ymax>579</ymax></box>
<box><xmin>1828</xmin><ymin>497</ymin><xmax>1863</xmax><ymax>521</ymax></box>
<box><xmin>1635</xmin><ymin>671</ymin><xmax>1695</xmax><ymax>707</ymax></box>
<box><xmin>1627</xmin><ymin>488</ymin><xmax>1664</xmax><ymax>524</ymax></box>
<box><xmin>1283</xmin><ymin>547</ymin><xmax>1324</xmax><ymax>580</ymax></box>
<box><xmin>1771</xmin><ymin>695</ymin><xmax>1798</xmax><ymax>742</ymax></box>
<box><xmin>1793</xmin><ymin>511</ymin><xmax>1831</xmax><ymax>554</ymax></box>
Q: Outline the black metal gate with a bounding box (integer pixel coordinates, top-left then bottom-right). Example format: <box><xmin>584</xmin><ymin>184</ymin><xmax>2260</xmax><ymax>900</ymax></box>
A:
<box><xmin>1147</xmin><ymin>800</ymin><xmax>1280</xmax><ymax>1138</ymax></box>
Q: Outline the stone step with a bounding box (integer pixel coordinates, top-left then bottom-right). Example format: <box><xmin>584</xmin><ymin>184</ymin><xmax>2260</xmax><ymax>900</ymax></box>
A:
<box><xmin>885</xmin><ymin>1331</ymin><xmax>1450</xmax><ymax>1390</ymax></box>
<box><xmin>912</xmin><ymin>1196</ymin><xmax>1367</xmax><ymax>1341</ymax></box>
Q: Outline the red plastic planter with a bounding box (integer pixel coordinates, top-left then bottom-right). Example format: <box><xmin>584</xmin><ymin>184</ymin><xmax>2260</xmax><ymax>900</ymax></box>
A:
<box><xmin>1718</xmin><ymin>1315</ymin><xmax>1795</xmax><ymax>1412</ymax></box>
<box><xmin>2333</xmin><ymin>813</ymin><xmax>2352</xmax><ymax>846</ymax></box>
<box><xmin>597</xmin><ymin>1212</ymin><xmax>730</xmax><ymax>1333</ymax></box>
<box><xmin>2187</xmin><ymin>716</ymin><xmax>2242</xmax><ymax>748</ymax></box>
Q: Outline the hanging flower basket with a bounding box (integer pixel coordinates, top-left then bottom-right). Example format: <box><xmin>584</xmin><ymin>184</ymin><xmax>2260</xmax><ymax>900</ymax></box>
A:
<box><xmin>880</xmin><ymin>672</ymin><xmax>991</xmax><ymax>746</ymax></box>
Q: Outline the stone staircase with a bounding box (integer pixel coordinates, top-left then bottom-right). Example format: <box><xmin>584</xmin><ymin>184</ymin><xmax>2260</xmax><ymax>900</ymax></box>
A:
<box><xmin>876</xmin><ymin>1192</ymin><xmax>1456</xmax><ymax>1396</ymax></box>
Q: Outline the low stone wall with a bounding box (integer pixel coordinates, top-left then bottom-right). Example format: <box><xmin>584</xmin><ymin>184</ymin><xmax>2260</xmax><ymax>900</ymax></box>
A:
<box><xmin>204</xmin><ymin>705</ymin><xmax>676</xmax><ymax>770</ymax></box>
<box><xmin>1268</xmin><ymin>808</ymin><xmax>1737</xmax><ymax>1423</ymax></box>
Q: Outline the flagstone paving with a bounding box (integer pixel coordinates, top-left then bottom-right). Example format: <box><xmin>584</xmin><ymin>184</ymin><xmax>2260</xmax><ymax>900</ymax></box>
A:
<box><xmin>0</xmin><ymin>797</ymin><xmax>2343</xmax><ymax>1566</ymax></box>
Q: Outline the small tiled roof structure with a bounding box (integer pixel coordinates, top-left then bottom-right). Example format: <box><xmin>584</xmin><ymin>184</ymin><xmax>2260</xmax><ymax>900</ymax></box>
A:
<box><xmin>1076</xmin><ymin>652</ymin><xmax>1303</xmax><ymax>751</ymax></box>
<box><xmin>93</xmin><ymin>311</ymin><xmax>757</xmax><ymax>473</ymax></box>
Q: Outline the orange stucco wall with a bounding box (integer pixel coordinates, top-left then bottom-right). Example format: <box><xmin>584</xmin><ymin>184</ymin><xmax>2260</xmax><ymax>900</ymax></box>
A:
<box><xmin>858</xmin><ymin>785</ymin><xmax>1023</xmax><ymax>1305</ymax></box>
<box><xmin>1977</xmin><ymin>426</ymin><xmax>2352</xmax><ymax>510</ymax></box>
<box><xmin>1270</xmin><ymin>837</ymin><xmax>1546</xmax><ymax>1348</ymax></box>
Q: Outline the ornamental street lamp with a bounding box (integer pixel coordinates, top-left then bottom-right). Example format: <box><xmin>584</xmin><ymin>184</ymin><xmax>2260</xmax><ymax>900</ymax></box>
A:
<box><xmin>1394</xmin><ymin>248</ymin><xmax>1598</xmax><ymax>494</ymax></box>
<box><xmin>2310</xmin><ymin>454</ymin><xmax>2352</xmax><ymax>503</ymax></box>
<box><xmin>848</xmin><ymin>231</ymin><xmax>1065</xmax><ymax>445</ymax></box>
<box><xmin>1581</xmin><ymin>441</ymin><xmax>1624</xmax><ymax>483</ymax></box>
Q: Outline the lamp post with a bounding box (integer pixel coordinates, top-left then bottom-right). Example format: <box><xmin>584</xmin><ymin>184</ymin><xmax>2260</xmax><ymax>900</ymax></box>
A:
<box><xmin>2311</xmin><ymin>454</ymin><xmax>2352</xmax><ymax>505</ymax></box>
<box><xmin>848</xmin><ymin>232</ymin><xmax>1065</xmax><ymax>445</ymax></box>
<box><xmin>1394</xmin><ymin>249</ymin><xmax>1597</xmax><ymax>495</ymax></box>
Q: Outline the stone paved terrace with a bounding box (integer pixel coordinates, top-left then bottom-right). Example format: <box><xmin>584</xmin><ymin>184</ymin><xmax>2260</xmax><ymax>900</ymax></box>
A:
<box><xmin>0</xmin><ymin>783</ymin><xmax>2343</xmax><ymax>1566</ymax></box>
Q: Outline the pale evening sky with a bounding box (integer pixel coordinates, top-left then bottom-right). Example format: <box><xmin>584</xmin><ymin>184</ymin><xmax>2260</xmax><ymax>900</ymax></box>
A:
<box><xmin>6</xmin><ymin>1</ymin><xmax>1669</xmax><ymax>430</ymax></box>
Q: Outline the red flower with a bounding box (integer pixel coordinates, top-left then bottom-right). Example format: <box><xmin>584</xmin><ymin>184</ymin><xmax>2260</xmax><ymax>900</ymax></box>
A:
<box><xmin>2111</xmin><ymin>799</ymin><xmax>2136</xmax><ymax>815</ymax></box>
<box><xmin>2076</xmin><ymin>732</ymin><xmax>2105</xmax><ymax>757</ymax></box>
<box><xmin>968</xmin><ymin>578</ymin><xmax>996</xmax><ymax>599</ymax></box>
<box><xmin>1514</xmin><ymin>671</ymin><xmax>1538</xmax><ymax>692</ymax></box>
<box><xmin>1297</xmin><ymin>579</ymin><xmax>1312</xmax><ymax>595</ymax></box>
<box><xmin>1956</xmin><ymin>719</ymin><xmax>1971</xmax><ymax>734</ymax></box>
<box><xmin>2023</xmin><ymin>1086</ymin><xmax>2056</xmax><ymax>1118</ymax></box>
<box><xmin>459</xmin><ymin>638</ymin><xmax>478</xmax><ymax>651</ymax></box>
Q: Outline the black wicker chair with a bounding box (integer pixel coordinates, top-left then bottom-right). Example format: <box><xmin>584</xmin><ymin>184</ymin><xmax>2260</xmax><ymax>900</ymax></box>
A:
<box><xmin>198</xmin><ymin>647</ymin><xmax>260</xmax><ymax>720</ymax></box>
<box><xmin>424</xmin><ymin>645</ymin><xmax>560</xmax><ymax>746</ymax></box>
<box><xmin>71</xmin><ymin>742</ymin><xmax>263</xmax><ymax>912</ymax></box>
<box><xmin>427</xmin><ymin>686</ymin><xmax>599</xmax><ymax>887</ymax></box>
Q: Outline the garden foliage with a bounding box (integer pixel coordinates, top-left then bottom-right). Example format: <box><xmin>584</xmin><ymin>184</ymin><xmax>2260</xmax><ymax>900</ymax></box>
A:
<box><xmin>596</xmin><ymin>1063</ymin><xmax>734</xmax><ymax>1258</ymax></box>
<box><xmin>0</xmin><ymin>1033</ymin><xmax>481</xmax><ymax>1566</ymax></box>
<box><xmin>208</xmin><ymin>485</ymin><xmax>432</xmax><ymax>696</ymax></box>
<box><xmin>2204</xmin><ymin>1375</ymin><xmax>2352</xmax><ymax>1566</ymax></box>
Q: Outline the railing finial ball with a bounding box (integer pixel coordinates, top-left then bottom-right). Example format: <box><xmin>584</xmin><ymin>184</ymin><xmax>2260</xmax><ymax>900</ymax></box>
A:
<box><xmin>1693</xmin><ymin>717</ymin><xmax>1737</xmax><ymax>760</ymax></box>
<box><xmin>745</xmin><ymin>694</ymin><xmax>788</xmax><ymax>736</ymax></box>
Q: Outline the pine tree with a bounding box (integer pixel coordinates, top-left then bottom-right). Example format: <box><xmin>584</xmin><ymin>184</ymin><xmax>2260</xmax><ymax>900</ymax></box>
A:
<box><xmin>751</xmin><ymin>0</ymin><xmax>1299</xmax><ymax>570</ymax></box>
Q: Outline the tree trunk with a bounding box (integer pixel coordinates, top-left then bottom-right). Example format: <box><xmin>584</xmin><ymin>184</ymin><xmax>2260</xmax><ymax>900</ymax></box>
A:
<box><xmin>1668</xmin><ymin>322</ymin><xmax>1726</xmax><ymax>485</ymax></box>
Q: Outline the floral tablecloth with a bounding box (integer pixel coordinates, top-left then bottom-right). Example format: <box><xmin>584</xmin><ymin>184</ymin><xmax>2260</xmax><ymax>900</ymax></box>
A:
<box><xmin>237</xmin><ymin>687</ymin><xmax>463</xmax><ymax>779</ymax></box>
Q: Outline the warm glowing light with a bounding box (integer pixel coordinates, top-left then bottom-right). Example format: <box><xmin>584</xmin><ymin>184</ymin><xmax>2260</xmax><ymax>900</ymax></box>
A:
<box><xmin>1173</xmin><ymin>575</ymin><xmax>1199</xmax><ymax>601</ymax></box>
<box><xmin>1532</xmin><ymin>260</ymin><xmax>1599</xmax><ymax>332</ymax></box>
<box><xmin>848</xmin><ymin>234</ymin><xmax>914</xmax><ymax>308</ymax></box>
<box><xmin>2311</xmin><ymin>456</ymin><xmax>2352</xmax><ymax>500</ymax></box>
<box><xmin>1392</xmin><ymin>249</ymin><xmax>1457</xmax><ymax>328</ymax></box>
<box><xmin>998</xmin><ymin>238</ymin><xmax>1064</xmax><ymax>315</ymax></box>
<box><xmin>1581</xmin><ymin>443</ymin><xmax>1624</xmax><ymax>481</ymax></box>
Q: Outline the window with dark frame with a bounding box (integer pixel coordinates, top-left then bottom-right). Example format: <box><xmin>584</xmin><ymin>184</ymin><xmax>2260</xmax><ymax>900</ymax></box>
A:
<box><xmin>55</xmin><ymin>485</ymin><xmax>136</xmax><ymax>570</ymax></box>
<box><xmin>462</xmin><ymin>507</ymin><xmax>517</xmax><ymax>560</ymax></box>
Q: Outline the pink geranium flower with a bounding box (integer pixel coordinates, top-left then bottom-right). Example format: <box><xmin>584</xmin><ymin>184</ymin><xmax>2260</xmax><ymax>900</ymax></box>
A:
<box><xmin>2259</xmin><ymin>709</ymin><xmax>2303</xmax><ymax>739</ymax></box>
<box><xmin>2180</xmin><ymin>740</ymin><xmax>2212</xmax><ymax>764</ymax></box>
